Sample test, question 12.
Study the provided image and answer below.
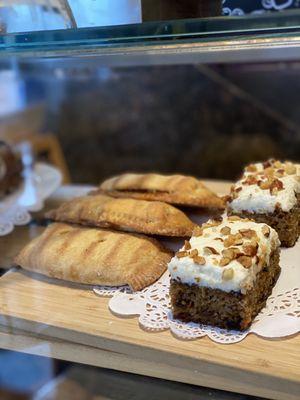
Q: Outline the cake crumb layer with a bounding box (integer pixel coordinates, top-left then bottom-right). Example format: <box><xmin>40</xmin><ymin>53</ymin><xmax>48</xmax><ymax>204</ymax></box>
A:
<box><xmin>170</xmin><ymin>249</ymin><xmax>280</xmax><ymax>331</ymax></box>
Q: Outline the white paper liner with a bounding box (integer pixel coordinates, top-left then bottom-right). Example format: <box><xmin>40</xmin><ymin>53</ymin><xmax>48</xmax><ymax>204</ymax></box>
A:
<box><xmin>94</xmin><ymin>239</ymin><xmax>300</xmax><ymax>344</ymax></box>
<box><xmin>0</xmin><ymin>163</ymin><xmax>62</xmax><ymax>236</ymax></box>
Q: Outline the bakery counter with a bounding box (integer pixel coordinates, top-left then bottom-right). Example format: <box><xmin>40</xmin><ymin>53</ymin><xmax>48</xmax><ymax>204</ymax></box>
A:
<box><xmin>0</xmin><ymin>181</ymin><xmax>299</xmax><ymax>400</ymax></box>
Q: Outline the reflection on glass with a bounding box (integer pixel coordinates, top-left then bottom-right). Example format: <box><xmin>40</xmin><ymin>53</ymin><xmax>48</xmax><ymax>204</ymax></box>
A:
<box><xmin>0</xmin><ymin>68</ymin><xmax>25</xmax><ymax>118</ymax></box>
<box><xmin>0</xmin><ymin>1</ymin><xmax>71</xmax><ymax>33</ymax></box>
<box><xmin>68</xmin><ymin>0</ymin><xmax>142</xmax><ymax>27</ymax></box>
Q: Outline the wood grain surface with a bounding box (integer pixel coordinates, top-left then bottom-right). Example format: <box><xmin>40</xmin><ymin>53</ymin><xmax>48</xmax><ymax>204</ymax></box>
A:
<box><xmin>0</xmin><ymin>268</ymin><xmax>298</xmax><ymax>400</ymax></box>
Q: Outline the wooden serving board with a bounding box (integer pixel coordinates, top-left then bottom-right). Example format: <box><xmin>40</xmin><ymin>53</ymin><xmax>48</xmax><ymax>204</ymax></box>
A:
<box><xmin>0</xmin><ymin>268</ymin><xmax>299</xmax><ymax>400</ymax></box>
<box><xmin>0</xmin><ymin>181</ymin><xmax>299</xmax><ymax>400</ymax></box>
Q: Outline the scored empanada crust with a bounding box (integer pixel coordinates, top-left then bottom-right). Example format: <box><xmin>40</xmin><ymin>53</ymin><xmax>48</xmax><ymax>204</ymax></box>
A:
<box><xmin>14</xmin><ymin>223</ymin><xmax>172</xmax><ymax>291</ymax></box>
<box><xmin>46</xmin><ymin>194</ymin><xmax>195</xmax><ymax>237</ymax></box>
<box><xmin>93</xmin><ymin>173</ymin><xmax>224</xmax><ymax>209</ymax></box>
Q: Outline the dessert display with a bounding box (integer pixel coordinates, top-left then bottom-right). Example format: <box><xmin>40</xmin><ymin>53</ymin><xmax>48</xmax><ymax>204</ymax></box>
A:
<box><xmin>0</xmin><ymin>141</ymin><xmax>23</xmax><ymax>199</ymax></box>
<box><xmin>168</xmin><ymin>216</ymin><xmax>281</xmax><ymax>331</ymax></box>
<box><xmin>15</xmin><ymin>223</ymin><xmax>172</xmax><ymax>291</ymax></box>
<box><xmin>227</xmin><ymin>160</ymin><xmax>300</xmax><ymax>247</ymax></box>
<box><xmin>46</xmin><ymin>194</ymin><xmax>196</xmax><ymax>237</ymax></box>
<box><xmin>93</xmin><ymin>173</ymin><xmax>224</xmax><ymax>209</ymax></box>
<box><xmin>14</xmin><ymin>163</ymin><xmax>294</xmax><ymax>328</ymax></box>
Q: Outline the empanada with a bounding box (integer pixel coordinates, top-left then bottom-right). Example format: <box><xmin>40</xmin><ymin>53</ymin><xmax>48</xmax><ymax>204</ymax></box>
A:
<box><xmin>93</xmin><ymin>173</ymin><xmax>224</xmax><ymax>209</ymax></box>
<box><xmin>46</xmin><ymin>194</ymin><xmax>195</xmax><ymax>237</ymax></box>
<box><xmin>14</xmin><ymin>223</ymin><xmax>171</xmax><ymax>291</ymax></box>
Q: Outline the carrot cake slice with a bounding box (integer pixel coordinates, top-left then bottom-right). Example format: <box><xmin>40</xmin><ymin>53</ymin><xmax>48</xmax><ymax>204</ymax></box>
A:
<box><xmin>168</xmin><ymin>216</ymin><xmax>281</xmax><ymax>331</ymax></box>
<box><xmin>227</xmin><ymin>160</ymin><xmax>300</xmax><ymax>247</ymax></box>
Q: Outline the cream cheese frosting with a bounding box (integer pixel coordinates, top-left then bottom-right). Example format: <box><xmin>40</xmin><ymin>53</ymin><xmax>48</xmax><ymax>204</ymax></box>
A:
<box><xmin>168</xmin><ymin>217</ymin><xmax>280</xmax><ymax>294</ymax></box>
<box><xmin>228</xmin><ymin>161</ymin><xmax>300</xmax><ymax>213</ymax></box>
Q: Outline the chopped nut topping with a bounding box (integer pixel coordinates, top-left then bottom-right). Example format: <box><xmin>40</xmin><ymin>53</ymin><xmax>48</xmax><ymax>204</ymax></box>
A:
<box><xmin>224</xmin><ymin>233</ymin><xmax>243</xmax><ymax>247</ymax></box>
<box><xmin>176</xmin><ymin>251</ymin><xmax>188</xmax><ymax>258</ymax></box>
<box><xmin>222</xmin><ymin>247</ymin><xmax>243</xmax><ymax>260</ymax></box>
<box><xmin>285</xmin><ymin>163</ymin><xmax>296</xmax><ymax>175</ymax></box>
<box><xmin>173</xmin><ymin>266</ymin><xmax>178</xmax><ymax>271</ymax></box>
<box><xmin>258</xmin><ymin>180</ymin><xmax>271</xmax><ymax>190</ymax></box>
<box><xmin>203</xmin><ymin>220</ymin><xmax>222</xmax><ymax>229</ymax></box>
<box><xmin>203</xmin><ymin>246</ymin><xmax>219</xmax><ymax>256</ymax></box>
<box><xmin>193</xmin><ymin>226</ymin><xmax>203</xmax><ymax>237</ymax></box>
<box><xmin>237</xmin><ymin>255</ymin><xmax>252</xmax><ymax>268</ymax></box>
<box><xmin>275</xmin><ymin>168</ymin><xmax>285</xmax><ymax>178</ymax></box>
<box><xmin>222</xmin><ymin>268</ymin><xmax>234</xmax><ymax>281</ymax></box>
<box><xmin>222</xmin><ymin>248</ymin><xmax>236</xmax><ymax>260</ymax></box>
<box><xmin>245</xmin><ymin>164</ymin><xmax>257</xmax><ymax>173</ymax></box>
<box><xmin>228</xmin><ymin>216</ymin><xmax>241</xmax><ymax>222</ymax></box>
<box><xmin>273</xmin><ymin>160</ymin><xmax>282</xmax><ymax>169</ymax></box>
<box><xmin>262</xmin><ymin>225</ymin><xmax>270</xmax><ymax>238</ymax></box>
<box><xmin>263</xmin><ymin>159</ymin><xmax>274</xmax><ymax>169</ymax></box>
<box><xmin>264</xmin><ymin>167</ymin><xmax>274</xmax><ymax>177</ymax></box>
<box><xmin>224</xmin><ymin>195</ymin><xmax>233</xmax><ymax>204</ymax></box>
<box><xmin>243</xmin><ymin>175</ymin><xmax>258</xmax><ymax>185</ymax></box>
<box><xmin>215</xmin><ymin>237</ymin><xmax>224</xmax><ymax>242</ymax></box>
<box><xmin>239</xmin><ymin>229</ymin><xmax>257</xmax><ymax>239</ymax></box>
<box><xmin>184</xmin><ymin>240</ymin><xmax>191</xmax><ymax>251</ymax></box>
<box><xmin>190</xmin><ymin>249</ymin><xmax>198</xmax><ymax>258</ymax></box>
<box><xmin>220</xmin><ymin>226</ymin><xmax>231</xmax><ymax>235</ymax></box>
<box><xmin>219</xmin><ymin>257</ymin><xmax>231</xmax><ymax>267</ymax></box>
<box><xmin>270</xmin><ymin>178</ymin><xmax>284</xmax><ymax>195</ymax></box>
<box><xmin>194</xmin><ymin>277</ymin><xmax>201</xmax><ymax>283</ymax></box>
<box><xmin>193</xmin><ymin>255</ymin><xmax>206</xmax><ymax>265</ymax></box>
<box><xmin>242</xmin><ymin>244</ymin><xmax>258</xmax><ymax>257</ymax></box>
<box><xmin>275</xmin><ymin>202</ymin><xmax>281</xmax><ymax>210</ymax></box>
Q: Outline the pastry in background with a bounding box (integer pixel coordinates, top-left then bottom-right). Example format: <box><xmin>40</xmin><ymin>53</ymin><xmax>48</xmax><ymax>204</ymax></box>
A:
<box><xmin>0</xmin><ymin>141</ymin><xmax>23</xmax><ymax>199</ymax></box>
<box><xmin>15</xmin><ymin>223</ymin><xmax>172</xmax><ymax>291</ymax></box>
<box><xmin>168</xmin><ymin>216</ymin><xmax>281</xmax><ymax>331</ymax></box>
<box><xmin>227</xmin><ymin>160</ymin><xmax>300</xmax><ymax>247</ymax></box>
<box><xmin>46</xmin><ymin>194</ymin><xmax>196</xmax><ymax>237</ymax></box>
<box><xmin>93</xmin><ymin>173</ymin><xmax>224</xmax><ymax>209</ymax></box>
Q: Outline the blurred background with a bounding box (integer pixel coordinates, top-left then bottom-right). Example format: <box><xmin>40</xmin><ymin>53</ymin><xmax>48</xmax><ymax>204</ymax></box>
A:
<box><xmin>0</xmin><ymin>3</ymin><xmax>300</xmax><ymax>397</ymax></box>
<box><xmin>1</xmin><ymin>0</ymin><xmax>300</xmax><ymax>186</ymax></box>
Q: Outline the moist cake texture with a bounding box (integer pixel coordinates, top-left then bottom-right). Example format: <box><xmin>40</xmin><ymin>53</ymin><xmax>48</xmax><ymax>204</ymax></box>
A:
<box><xmin>227</xmin><ymin>160</ymin><xmax>300</xmax><ymax>247</ymax></box>
<box><xmin>168</xmin><ymin>216</ymin><xmax>281</xmax><ymax>330</ymax></box>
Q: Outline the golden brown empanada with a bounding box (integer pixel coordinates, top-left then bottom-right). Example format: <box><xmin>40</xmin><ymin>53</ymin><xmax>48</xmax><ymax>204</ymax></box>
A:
<box><xmin>46</xmin><ymin>194</ymin><xmax>195</xmax><ymax>237</ymax></box>
<box><xmin>14</xmin><ymin>223</ymin><xmax>171</xmax><ymax>291</ymax></box>
<box><xmin>93</xmin><ymin>173</ymin><xmax>224</xmax><ymax>209</ymax></box>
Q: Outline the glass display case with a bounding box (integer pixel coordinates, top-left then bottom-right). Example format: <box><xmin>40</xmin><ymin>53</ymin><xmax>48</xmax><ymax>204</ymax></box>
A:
<box><xmin>0</xmin><ymin>2</ymin><xmax>300</xmax><ymax>400</ymax></box>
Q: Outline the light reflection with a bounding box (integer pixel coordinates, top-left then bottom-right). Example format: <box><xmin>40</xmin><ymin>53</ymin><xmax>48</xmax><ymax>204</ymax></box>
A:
<box><xmin>17</xmin><ymin>142</ymin><xmax>38</xmax><ymax>208</ymax></box>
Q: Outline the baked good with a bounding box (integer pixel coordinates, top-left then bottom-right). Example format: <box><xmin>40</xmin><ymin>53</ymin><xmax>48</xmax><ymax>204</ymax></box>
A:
<box><xmin>93</xmin><ymin>173</ymin><xmax>224</xmax><ymax>209</ymax></box>
<box><xmin>168</xmin><ymin>216</ymin><xmax>280</xmax><ymax>331</ymax></box>
<box><xmin>227</xmin><ymin>160</ymin><xmax>300</xmax><ymax>247</ymax></box>
<box><xmin>0</xmin><ymin>141</ymin><xmax>22</xmax><ymax>198</ymax></box>
<box><xmin>15</xmin><ymin>223</ymin><xmax>172</xmax><ymax>291</ymax></box>
<box><xmin>46</xmin><ymin>194</ymin><xmax>195</xmax><ymax>237</ymax></box>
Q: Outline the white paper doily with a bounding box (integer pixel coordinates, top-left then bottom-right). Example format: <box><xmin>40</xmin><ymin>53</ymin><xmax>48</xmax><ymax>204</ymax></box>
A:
<box><xmin>94</xmin><ymin>240</ymin><xmax>300</xmax><ymax>344</ymax></box>
<box><xmin>0</xmin><ymin>162</ymin><xmax>62</xmax><ymax>236</ymax></box>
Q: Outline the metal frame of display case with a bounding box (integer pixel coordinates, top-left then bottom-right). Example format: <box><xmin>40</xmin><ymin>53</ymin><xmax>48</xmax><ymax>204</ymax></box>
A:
<box><xmin>1</xmin><ymin>11</ymin><xmax>300</xmax><ymax>65</ymax></box>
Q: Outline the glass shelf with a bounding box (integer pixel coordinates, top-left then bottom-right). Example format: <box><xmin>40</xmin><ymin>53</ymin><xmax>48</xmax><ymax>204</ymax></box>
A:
<box><xmin>1</xmin><ymin>10</ymin><xmax>300</xmax><ymax>65</ymax></box>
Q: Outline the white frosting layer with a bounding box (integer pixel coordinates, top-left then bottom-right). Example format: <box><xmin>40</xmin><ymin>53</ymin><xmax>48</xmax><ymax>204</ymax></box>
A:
<box><xmin>229</xmin><ymin>162</ymin><xmax>300</xmax><ymax>213</ymax></box>
<box><xmin>168</xmin><ymin>218</ymin><xmax>280</xmax><ymax>294</ymax></box>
